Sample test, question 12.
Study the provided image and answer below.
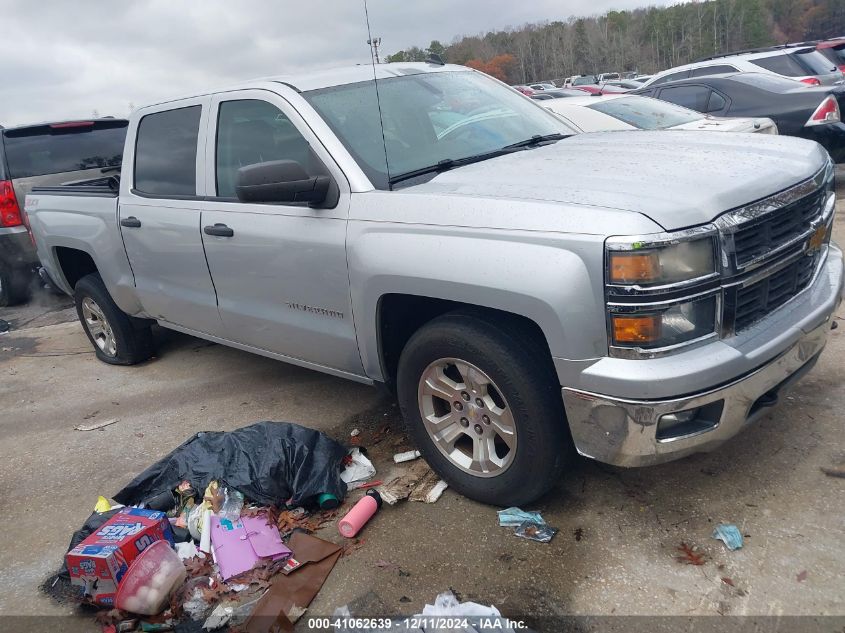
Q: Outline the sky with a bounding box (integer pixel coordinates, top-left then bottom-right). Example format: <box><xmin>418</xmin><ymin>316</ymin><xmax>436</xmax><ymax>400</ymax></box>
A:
<box><xmin>0</xmin><ymin>0</ymin><xmax>677</xmax><ymax>126</ymax></box>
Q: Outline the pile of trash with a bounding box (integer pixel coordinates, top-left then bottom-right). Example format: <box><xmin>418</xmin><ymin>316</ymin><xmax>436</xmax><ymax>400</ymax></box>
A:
<box><xmin>52</xmin><ymin>421</ymin><xmax>396</xmax><ymax>632</ymax></box>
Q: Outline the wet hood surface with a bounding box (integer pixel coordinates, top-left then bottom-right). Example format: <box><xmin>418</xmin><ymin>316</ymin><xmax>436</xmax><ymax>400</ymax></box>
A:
<box><xmin>408</xmin><ymin>130</ymin><xmax>827</xmax><ymax>231</ymax></box>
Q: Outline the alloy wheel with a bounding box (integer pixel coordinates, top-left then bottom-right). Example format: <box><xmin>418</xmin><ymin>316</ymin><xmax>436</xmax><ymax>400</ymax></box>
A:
<box><xmin>417</xmin><ymin>357</ymin><xmax>517</xmax><ymax>477</ymax></box>
<box><xmin>81</xmin><ymin>297</ymin><xmax>117</xmax><ymax>357</ymax></box>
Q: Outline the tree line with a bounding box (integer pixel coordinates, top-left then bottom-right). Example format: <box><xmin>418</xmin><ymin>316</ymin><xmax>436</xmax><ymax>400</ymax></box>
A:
<box><xmin>385</xmin><ymin>0</ymin><xmax>845</xmax><ymax>83</ymax></box>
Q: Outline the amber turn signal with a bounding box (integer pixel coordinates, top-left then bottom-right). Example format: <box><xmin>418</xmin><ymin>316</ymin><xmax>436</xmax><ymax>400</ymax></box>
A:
<box><xmin>612</xmin><ymin>314</ymin><xmax>661</xmax><ymax>344</ymax></box>
<box><xmin>609</xmin><ymin>252</ymin><xmax>660</xmax><ymax>284</ymax></box>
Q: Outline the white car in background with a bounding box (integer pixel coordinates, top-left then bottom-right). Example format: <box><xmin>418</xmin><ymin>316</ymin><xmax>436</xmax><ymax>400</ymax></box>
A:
<box><xmin>640</xmin><ymin>47</ymin><xmax>845</xmax><ymax>88</ymax></box>
<box><xmin>541</xmin><ymin>94</ymin><xmax>778</xmax><ymax>135</ymax></box>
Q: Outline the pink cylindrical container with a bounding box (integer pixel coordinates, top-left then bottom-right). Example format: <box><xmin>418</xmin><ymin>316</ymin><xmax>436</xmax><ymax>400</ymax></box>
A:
<box><xmin>338</xmin><ymin>490</ymin><xmax>382</xmax><ymax>538</ymax></box>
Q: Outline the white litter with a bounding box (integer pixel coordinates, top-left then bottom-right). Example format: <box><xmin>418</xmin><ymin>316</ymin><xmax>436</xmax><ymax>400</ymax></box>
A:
<box><xmin>340</xmin><ymin>447</ymin><xmax>377</xmax><ymax>489</ymax></box>
<box><xmin>393</xmin><ymin>450</ymin><xmax>421</xmax><ymax>463</ymax></box>
<box><xmin>175</xmin><ymin>541</ymin><xmax>200</xmax><ymax>560</ymax></box>
<box><xmin>424</xmin><ymin>480</ymin><xmax>448</xmax><ymax>503</ymax></box>
<box><xmin>420</xmin><ymin>591</ymin><xmax>514</xmax><ymax>631</ymax></box>
<box><xmin>74</xmin><ymin>418</ymin><xmax>119</xmax><ymax>431</ymax></box>
<box><xmin>203</xmin><ymin>603</ymin><xmax>234</xmax><ymax>630</ymax></box>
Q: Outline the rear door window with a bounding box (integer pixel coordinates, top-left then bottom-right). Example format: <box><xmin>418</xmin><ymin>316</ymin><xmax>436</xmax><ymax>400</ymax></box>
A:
<box><xmin>134</xmin><ymin>106</ymin><xmax>201</xmax><ymax>196</ymax></box>
<box><xmin>657</xmin><ymin>85</ymin><xmax>712</xmax><ymax>112</ymax></box>
<box><xmin>707</xmin><ymin>91</ymin><xmax>728</xmax><ymax>113</ymax></box>
<box><xmin>750</xmin><ymin>53</ymin><xmax>809</xmax><ymax>77</ymax></box>
<box><xmin>690</xmin><ymin>64</ymin><xmax>738</xmax><ymax>77</ymax></box>
<box><xmin>793</xmin><ymin>49</ymin><xmax>838</xmax><ymax>75</ymax></box>
<box><xmin>2</xmin><ymin>120</ymin><xmax>127</xmax><ymax>180</ymax></box>
<box><xmin>651</xmin><ymin>70</ymin><xmax>691</xmax><ymax>86</ymax></box>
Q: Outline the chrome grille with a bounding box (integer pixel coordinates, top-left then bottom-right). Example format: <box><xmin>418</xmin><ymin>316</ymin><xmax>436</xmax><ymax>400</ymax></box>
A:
<box><xmin>733</xmin><ymin>255</ymin><xmax>818</xmax><ymax>332</ymax></box>
<box><xmin>731</xmin><ymin>189</ymin><xmax>826</xmax><ymax>267</ymax></box>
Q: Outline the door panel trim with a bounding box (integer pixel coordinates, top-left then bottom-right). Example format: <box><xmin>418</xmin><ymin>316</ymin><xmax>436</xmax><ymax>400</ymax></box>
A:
<box><xmin>157</xmin><ymin>320</ymin><xmax>373</xmax><ymax>385</ymax></box>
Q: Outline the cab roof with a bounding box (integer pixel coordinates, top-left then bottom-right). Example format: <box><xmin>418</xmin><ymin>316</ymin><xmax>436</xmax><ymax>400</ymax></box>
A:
<box><xmin>145</xmin><ymin>62</ymin><xmax>469</xmax><ymax>109</ymax></box>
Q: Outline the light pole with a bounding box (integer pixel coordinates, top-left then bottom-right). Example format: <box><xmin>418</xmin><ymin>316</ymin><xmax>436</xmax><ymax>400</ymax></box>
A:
<box><xmin>367</xmin><ymin>37</ymin><xmax>382</xmax><ymax>64</ymax></box>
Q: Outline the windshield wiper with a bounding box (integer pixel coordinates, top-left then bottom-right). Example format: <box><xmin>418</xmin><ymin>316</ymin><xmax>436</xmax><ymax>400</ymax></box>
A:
<box><xmin>502</xmin><ymin>132</ymin><xmax>568</xmax><ymax>149</ymax></box>
<box><xmin>388</xmin><ymin>133</ymin><xmax>569</xmax><ymax>187</ymax></box>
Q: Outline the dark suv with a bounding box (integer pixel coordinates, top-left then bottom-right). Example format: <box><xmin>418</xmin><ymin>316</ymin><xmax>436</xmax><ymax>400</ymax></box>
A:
<box><xmin>0</xmin><ymin>118</ymin><xmax>128</xmax><ymax>305</ymax></box>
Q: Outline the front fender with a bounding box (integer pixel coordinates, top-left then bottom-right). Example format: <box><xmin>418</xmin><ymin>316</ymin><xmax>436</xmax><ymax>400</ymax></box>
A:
<box><xmin>348</xmin><ymin>221</ymin><xmax>607</xmax><ymax>382</ymax></box>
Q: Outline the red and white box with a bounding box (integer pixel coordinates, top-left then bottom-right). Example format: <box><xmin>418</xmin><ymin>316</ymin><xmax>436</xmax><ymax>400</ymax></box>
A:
<box><xmin>65</xmin><ymin>507</ymin><xmax>175</xmax><ymax>605</ymax></box>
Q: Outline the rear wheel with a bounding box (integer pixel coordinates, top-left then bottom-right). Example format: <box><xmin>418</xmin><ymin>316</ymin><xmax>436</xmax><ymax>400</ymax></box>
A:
<box><xmin>74</xmin><ymin>273</ymin><xmax>154</xmax><ymax>365</ymax></box>
<box><xmin>397</xmin><ymin>312</ymin><xmax>570</xmax><ymax>506</ymax></box>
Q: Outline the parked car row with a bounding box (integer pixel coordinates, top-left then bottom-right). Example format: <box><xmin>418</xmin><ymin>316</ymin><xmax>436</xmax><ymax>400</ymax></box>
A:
<box><xmin>634</xmin><ymin>73</ymin><xmax>845</xmax><ymax>162</ymax></box>
<box><xmin>0</xmin><ymin>119</ymin><xmax>128</xmax><ymax>305</ymax></box>
<box><xmin>514</xmin><ymin>41</ymin><xmax>845</xmax><ymax>164</ymax></box>
<box><xmin>641</xmin><ymin>39</ymin><xmax>845</xmax><ymax>88</ymax></box>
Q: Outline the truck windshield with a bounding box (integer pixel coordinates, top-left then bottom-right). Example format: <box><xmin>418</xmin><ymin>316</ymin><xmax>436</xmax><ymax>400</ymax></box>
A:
<box><xmin>587</xmin><ymin>96</ymin><xmax>703</xmax><ymax>130</ymax></box>
<box><xmin>2</xmin><ymin>120</ymin><xmax>127</xmax><ymax>180</ymax></box>
<box><xmin>304</xmin><ymin>70</ymin><xmax>573</xmax><ymax>190</ymax></box>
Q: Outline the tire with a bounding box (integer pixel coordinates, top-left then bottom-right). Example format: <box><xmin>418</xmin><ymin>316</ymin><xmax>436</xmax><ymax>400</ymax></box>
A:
<box><xmin>397</xmin><ymin>311</ymin><xmax>570</xmax><ymax>506</ymax></box>
<box><xmin>0</xmin><ymin>266</ymin><xmax>32</xmax><ymax>307</ymax></box>
<box><xmin>74</xmin><ymin>273</ymin><xmax>154</xmax><ymax>365</ymax></box>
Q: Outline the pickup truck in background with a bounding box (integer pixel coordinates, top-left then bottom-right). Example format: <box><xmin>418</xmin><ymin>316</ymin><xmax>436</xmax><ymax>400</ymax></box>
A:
<box><xmin>25</xmin><ymin>64</ymin><xmax>843</xmax><ymax>505</ymax></box>
<box><xmin>0</xmin><ymin>118</ymin><xmax>128</xmax><ymax>305</ymax></box>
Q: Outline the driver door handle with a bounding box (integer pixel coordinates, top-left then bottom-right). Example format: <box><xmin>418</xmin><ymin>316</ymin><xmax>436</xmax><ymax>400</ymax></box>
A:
<box><xmin>120</xmin><ymin>216</ymin><xmax>141</xmax><ymax>228</ymax></box>
<box><xmin>204</xmin><ymin>223</ymin><xmax>234</xmax><ymax>237</ymax></box>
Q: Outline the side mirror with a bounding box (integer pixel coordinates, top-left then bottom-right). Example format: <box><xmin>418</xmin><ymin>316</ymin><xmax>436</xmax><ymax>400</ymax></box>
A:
<box><xmin>235</xmin><ymin>160</ymin><xmax>330</xmax><ymax>205</ymax></box>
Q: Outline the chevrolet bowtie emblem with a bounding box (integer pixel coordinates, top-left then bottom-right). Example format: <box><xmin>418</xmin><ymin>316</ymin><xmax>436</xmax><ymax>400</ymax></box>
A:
<box><xmin>807</xmin><ymin>224</ymin><xmax>828</xmax><ymax>254</ymax></box>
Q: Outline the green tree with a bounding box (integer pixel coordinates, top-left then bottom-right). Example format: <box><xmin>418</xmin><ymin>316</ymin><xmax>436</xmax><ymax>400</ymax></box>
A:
<box><xmin>426</xmin><ymin>40</ymin><xmax>446</xmax><ymax>60</ymax></box>
<box><xmin>385</xmin><ymin>51</ymin><xmax>408</xmax><ymax>63</ymax></box>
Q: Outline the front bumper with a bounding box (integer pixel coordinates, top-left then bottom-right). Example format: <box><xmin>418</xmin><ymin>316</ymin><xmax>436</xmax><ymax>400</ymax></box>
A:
<box><xmin>562</xmin><ymin>247</ymin><xmax>844</xmax><ymax>467</ymax></box>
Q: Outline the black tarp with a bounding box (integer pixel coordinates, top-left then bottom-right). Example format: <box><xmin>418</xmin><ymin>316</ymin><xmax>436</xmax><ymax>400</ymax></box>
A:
<box><xmin>113</xmin><ymin>421</ymin><xmax>348</xmax><ymax>508</ymax></box>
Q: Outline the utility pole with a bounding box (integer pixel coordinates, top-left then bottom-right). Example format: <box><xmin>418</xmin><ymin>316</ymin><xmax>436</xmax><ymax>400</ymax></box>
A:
<box><xmin>367</xmin><ymin>37</ymin><xmax>382</xmax><ymax>64</ymax></box>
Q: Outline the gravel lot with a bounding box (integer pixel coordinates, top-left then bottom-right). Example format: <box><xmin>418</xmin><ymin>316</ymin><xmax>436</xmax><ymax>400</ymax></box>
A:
<box><xmin>1</xmin><ymin>186</ymin><xmax>843</xmax><ymax>631</ymax></box>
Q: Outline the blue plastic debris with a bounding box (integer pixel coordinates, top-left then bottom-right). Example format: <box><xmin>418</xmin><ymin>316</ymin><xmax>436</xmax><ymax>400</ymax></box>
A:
<box><xmin>497</xmin><ymin>507</ymin><xmax>544</xmax><ymax>527</ymax></box>
<box><xmin>712</xmin><ymin>524</ymin><xmax>743</xmax><ymax>551</ymax></box>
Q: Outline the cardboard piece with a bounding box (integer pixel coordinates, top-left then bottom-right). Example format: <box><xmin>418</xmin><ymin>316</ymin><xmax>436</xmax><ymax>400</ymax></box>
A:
<box><xmin>244</xmin><ymin>532</ymin><xmax>342</xmax><ymax>633</ymax></box>
<box><xmin>65</xmin><ymin>507</ymin><xmax>175</xmax><ymax>605</ymax></box>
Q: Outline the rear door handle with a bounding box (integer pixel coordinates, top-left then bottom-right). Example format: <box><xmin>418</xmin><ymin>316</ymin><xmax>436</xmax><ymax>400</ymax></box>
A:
<box><xmin>120</xmin><ymin>216</ymin><xmax>141</xmax><ymax>228</ymax></box>
<box><xmin>204</xmin><ymin>223</ymin><xmax>234</xmax><ymax>237</ymax></box>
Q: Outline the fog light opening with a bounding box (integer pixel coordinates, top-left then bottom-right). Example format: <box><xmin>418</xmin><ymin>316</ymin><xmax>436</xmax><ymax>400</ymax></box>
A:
<box><xmin>656</xmin><ymin>401</ymin><xmax>723</xmax><ymax>441</ymax></box>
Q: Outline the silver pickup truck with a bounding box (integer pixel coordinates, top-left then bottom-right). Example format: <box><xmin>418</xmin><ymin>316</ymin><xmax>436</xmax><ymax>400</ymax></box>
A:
<box><xmin>26</xmin><ymin>63</ymin><xmax>843</xmax><ymax>506</ymax></box>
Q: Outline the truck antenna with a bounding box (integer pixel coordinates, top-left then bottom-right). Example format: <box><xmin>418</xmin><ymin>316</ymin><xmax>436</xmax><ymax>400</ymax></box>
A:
<box><xmin>363</xmin><ymin>0</ymin><xmax>392</xmax><ymax>188</ymax></box>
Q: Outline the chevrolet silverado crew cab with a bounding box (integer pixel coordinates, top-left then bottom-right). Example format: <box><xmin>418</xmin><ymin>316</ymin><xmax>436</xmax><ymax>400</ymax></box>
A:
<box><xmin>26</xmin><ymin>63</ymin><xmax>842</xmax><ymax>506</ymax></box>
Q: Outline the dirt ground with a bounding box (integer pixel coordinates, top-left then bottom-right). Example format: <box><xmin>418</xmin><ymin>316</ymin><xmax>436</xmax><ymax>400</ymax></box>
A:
<box><xmin>1</xmin><ymin>186</ymin><xmax>843</xmax><ymax>632</ymax></box>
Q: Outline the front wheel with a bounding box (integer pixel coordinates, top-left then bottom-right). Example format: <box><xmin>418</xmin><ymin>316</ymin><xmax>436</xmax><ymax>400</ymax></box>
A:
<box><xmin>397</xmin><ymin>312</ymin><xmax>570</xmax><ymax>506</ymax></box>
<box><xmin>74</xmin><ymin>273</ymin><xmax>154</xmax><ymax>365</ymax></box>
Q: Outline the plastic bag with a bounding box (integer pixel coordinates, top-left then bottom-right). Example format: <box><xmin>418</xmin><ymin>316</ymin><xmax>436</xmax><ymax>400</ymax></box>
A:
<box><xmin>497</xmin><ymin>507</ymin><xmax>544</xmax><ymax>527</ymax></box>
<box><xmin>514</xmin><ymin>521</ymin><xmax>557</xmax><ymax>543</ymax></box>
<box><xmin>340</xmin><ymin>448</ymin><xmax>376</xmax><ymax>490</ymax></box>
<box><xmin>712</xmin><ymin>523</ymin><xmax>743</xmax><ymax>551</ymax></box>
<box><xmin>113</xmin><ymin>421</ymin><xmax>348</xmax><ymax>508</ymax></box>
<box><xmin>219</xmin><ymin>487</ymin><xmax>244</xmax><ymax>521</ymax></box>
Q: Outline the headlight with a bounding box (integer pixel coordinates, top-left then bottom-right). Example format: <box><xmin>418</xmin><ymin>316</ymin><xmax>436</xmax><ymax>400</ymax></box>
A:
<box><xmin>610</xmin><ymin>295</ymin><xmax>718</xmax><ymax>349</ymax></box>
<box><xmin>607</xmin><ymin>237</ymin><xmax>717</xmax><ymax>286</ymax></box>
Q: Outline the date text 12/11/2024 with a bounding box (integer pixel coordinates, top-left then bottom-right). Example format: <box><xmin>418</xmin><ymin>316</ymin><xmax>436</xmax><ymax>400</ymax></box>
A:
<box><xmin>306</xmin><ymin>617</ymin><xmax>530</xmax><ymax>630</ymax></box>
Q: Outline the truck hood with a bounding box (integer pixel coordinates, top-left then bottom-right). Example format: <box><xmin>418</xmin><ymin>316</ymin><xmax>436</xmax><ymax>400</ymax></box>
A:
<box><xmin>407</xmin><ymin>131</ymin><xmax>827</xmax><ymax>231</ymax></box>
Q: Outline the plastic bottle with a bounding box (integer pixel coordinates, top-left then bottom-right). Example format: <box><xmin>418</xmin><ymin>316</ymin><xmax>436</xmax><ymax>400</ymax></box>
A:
<box><xmin>338</xmin><ymin>490</ymin><xmax>382</xmax><ymax>538</ymax></box>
